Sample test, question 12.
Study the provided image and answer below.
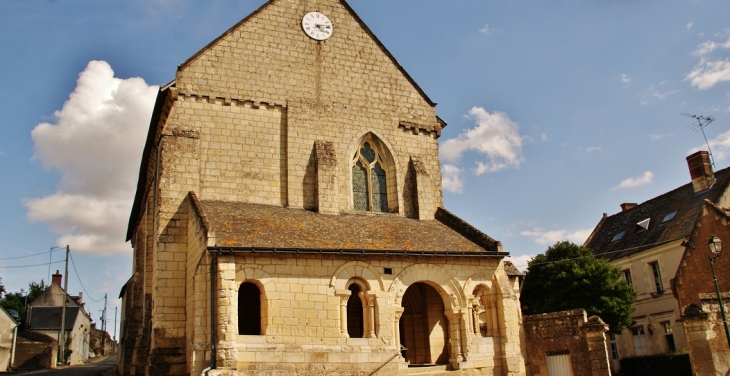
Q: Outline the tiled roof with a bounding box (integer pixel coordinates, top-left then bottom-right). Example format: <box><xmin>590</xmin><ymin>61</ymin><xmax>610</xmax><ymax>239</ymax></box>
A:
<box><xmin>503</xmin><ymin>261</ymin><xmax>523</xmax><ymax>276</ymax></box>
<box><xmin>584</xmin><ymin>166</ymin><xmax>730</xmax><ymax>261</ymax></box>
<box><xmin>28</xmin><ymin>307</ymin><xmax>81</xmax><ymax>331</ymax></box>
<box><xmin>198</xmin><ymin>200</ymin><xmax>503</xmax><ymax>255</ymax></box>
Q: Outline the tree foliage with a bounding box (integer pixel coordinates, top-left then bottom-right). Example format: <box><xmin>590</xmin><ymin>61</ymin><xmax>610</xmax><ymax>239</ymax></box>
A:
<box><xmin>0</xmin><ymin>280</ymin><xmax>48</xmax><ymax>318</ymax></box>
<box><xmin>520</xmin><ymin>241</ymin><xmax>637</xmax><ymax>331</ymax></box>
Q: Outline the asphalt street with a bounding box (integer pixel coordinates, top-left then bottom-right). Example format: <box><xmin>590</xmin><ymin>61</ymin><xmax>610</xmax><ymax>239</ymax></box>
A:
<box><xmin>7</xmin><ymin>355</ymin><xmax>116</xmax><ymax>376</ymax></box>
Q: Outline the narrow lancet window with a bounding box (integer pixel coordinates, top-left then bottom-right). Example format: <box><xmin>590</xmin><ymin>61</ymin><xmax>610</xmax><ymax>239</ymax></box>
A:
<box><xmin>352</xmin><ymin>141</ymin><xmax>388</xmax><ymax>212</ymax></box>
<box><xmin>347</xmin><ymin>284</ymin><xmax>364</xmax><ymax>338</ymax></box>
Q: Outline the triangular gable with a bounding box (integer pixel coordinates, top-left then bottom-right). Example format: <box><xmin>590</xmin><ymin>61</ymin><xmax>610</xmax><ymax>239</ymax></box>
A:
<box><xmin>176</xmin><ymin>0</ymin><xmax>435</xmax><ymax>106</ymax></box>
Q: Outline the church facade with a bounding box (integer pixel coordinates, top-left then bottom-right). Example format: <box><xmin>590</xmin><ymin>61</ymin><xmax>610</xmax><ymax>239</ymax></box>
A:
<box><xmin>118</xmin><ymin>1</ymin><xmax>525</xmax><ymax>375</ymax></box>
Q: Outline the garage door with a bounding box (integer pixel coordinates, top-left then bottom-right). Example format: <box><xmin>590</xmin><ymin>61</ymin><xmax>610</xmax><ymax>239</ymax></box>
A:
<box><xmin>546</xmin><ymin>350</ymin><xmax>573</xmax><ymax>376</ymax></box>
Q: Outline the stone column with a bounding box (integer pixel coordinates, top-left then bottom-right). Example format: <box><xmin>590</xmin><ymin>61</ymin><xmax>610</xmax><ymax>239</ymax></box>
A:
<box><xmin>366</xmin><ymin>294</ymin><xmax>376</xmax><ymax>338</ymax></box>
<box><xmin>447</xmin><ymin>309</ymin><xmax>464</xmax><ymax>367</ymax></box>
<box><xmin>394</xmin><ymin>307</ymin><xmax>404</xmax><ymax>352</ymax></box>
<box><xmin>215</xmin><ymin>255</ymin><xmax>237</xmax><ymax>371</ymax></box>
<box><xmin>335</xmin><ymin>290</ymin><xmax>351</xmax><ymax>336</ymax></box>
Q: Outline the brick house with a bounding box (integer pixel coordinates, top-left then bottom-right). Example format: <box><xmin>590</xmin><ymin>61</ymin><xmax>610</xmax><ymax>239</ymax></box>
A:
<box><xmin>673</xmin><ymin>200</ymin><xmax>730</xmax><ymax>375</ymax></box>
<box><xmin>584</xmin><ymin>151</ymin><xmax>730</xmax><ymax>374</ymax></box>
<box><xmin>118</xmin><ymin>1</ymin><xmax>526</xmax><ymax>375</ymax></box>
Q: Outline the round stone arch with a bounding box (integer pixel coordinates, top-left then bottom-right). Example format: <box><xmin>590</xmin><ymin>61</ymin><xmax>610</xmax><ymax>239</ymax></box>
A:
<box><xmin>464</xmin><ymin>273</ymin><xmax>495</xmax><ymax>297</ymax></box>
<box><xmin>389</xmin><ymin>263</ymin><xmax>466</xmax><ymax>309</ymax></box>
<box><xmin>345</xmin><ymin>130</ymin><xmax>401</xmax><ymax>214</ymax></box>
<box><xmin>329</xmin><ymin>260</ymin><xmax>385</xmax><ymax>292</ymax></box>
<box><xmin>234</xmin><ymin>267</ymin><xmax>278</xmax><ymax>335</ymax></box>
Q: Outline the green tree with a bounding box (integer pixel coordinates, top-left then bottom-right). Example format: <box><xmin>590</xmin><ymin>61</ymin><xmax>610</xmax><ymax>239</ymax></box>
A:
<box><xmin>0</xmin><ymin>280</ymin><xmax>48</xmax><ymax>318</ymax></box>
<box><xmin>520</xmin><ymin>241</ymin><xmax>637</xmax><ymax>331</ymax></box>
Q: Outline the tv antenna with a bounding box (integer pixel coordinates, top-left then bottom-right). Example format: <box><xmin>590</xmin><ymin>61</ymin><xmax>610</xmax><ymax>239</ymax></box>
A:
<box><xmin>681</xmin><ymin>113</ymin><xmax>716</xmax><ymax>168</ymax></box>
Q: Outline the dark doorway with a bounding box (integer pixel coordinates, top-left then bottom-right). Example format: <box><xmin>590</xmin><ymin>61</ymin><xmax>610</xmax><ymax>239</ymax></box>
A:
<box><xmin>400</xmin><ymin>283</ymin><xmax>449</xmax><ymax>365</ymax></box>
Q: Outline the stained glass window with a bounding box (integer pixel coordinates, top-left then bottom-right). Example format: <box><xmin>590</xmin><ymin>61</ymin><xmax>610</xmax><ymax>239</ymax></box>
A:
<box><xmin>352</xmin><ymin>138</ymin><xmax>388</xmax><ymax>212</ymax></box>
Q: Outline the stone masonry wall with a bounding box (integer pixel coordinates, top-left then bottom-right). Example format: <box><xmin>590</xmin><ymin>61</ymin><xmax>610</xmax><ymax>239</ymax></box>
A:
<box><xmin>173</xmin><ymin>0</ymin><xmax>444</xmax><ymax>216</ymax></box>
<box><xmin>523</xmin><ymin>309</ymin><xmax>610</xmax><ymax>376</ymax></box>
<box><xmin>192</xmin><ymin>253</ymin><xmax>524</xmax><ymax>375</ymax></box>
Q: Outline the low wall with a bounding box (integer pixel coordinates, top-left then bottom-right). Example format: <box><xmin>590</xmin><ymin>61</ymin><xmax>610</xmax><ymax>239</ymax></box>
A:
<box><xmin>523</xmin><ymin>309</ymin><xmax>610</xmax><ymax>376</ymax></box>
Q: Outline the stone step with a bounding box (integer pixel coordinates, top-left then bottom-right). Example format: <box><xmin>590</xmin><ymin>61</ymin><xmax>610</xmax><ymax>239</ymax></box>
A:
<box><xmin>407</xmin><ymin>364</ymin><xmax>461</xmax><ymax>375</ymax></box>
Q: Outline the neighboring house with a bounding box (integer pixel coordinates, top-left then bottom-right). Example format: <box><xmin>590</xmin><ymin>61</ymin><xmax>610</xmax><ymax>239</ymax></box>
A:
<box><xmin>584</xmin><ymin>151</ymin><xmax>730</xmax><ymax>373</ymax></box>
<box><xmin>117</xmin><ymin>1</ymin><xmax>526</xmax><ymax>375</ymax></box>
<box><xmin>0</xmin><ymin>306</ymin><xmax>19</xmax><ymax>372</ymax></box>
<box><xmin>673</xmin><ymin>200</ymin><xmax>730</xmax><ymax>375</ymax></box>
<box><xmin>26</xmin><ymin>270</ymin><xmax>91</xmax><ymax>365</ymax></box>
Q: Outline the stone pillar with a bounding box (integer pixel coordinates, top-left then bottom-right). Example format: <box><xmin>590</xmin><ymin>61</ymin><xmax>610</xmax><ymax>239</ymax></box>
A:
<box><xmin>682</xmin><ymin>304</ymin><xmax>716</xmax><ymax>376</ymax></box>
<box><xmin>335</xmin><ymin>290</ymin><xmax>351</xmax><ymax>336</ymax></box>
<box><xmin>409</xmin><ymin>157</ymin><xmax>434</xmax><ymax>220</ymax></box>
<box><xmin>215</xmin><ymin>255</ymin><xmax>238</xmax><ymax>371</ymax></box>
<box><xmin>581</xmin><ymin>316</ymin><xmax>611</xmax><ymax>376</ymax></box>
<box><xmin>447</xmin><ymin>309</ymin><xmax>464</xmax><ymax>367</ymax></box>
<box><xmin>366</xmin><ymin>293</ymin><xmax>376</xmax><ymax>338</ymax></box>
<box><xmin>394</xmin><ymin>307</ymin><xmax>404</xmax><ymax>352</ymax></box>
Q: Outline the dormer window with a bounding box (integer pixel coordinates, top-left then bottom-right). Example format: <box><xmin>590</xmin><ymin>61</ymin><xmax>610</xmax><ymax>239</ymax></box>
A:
<box><xmin>662</xmin><ymin>211</ymin><xmax>678</xmax><ymax>223</ymax></box>
<box><xmin>612</xmin><ymin>231</ymin><xmax>626</xmax><ymax>242</ymax></box>
<box><xmin>636</xmin><ymin>218</ymin><xmax>650</xmax><ymax>233</ymax></box>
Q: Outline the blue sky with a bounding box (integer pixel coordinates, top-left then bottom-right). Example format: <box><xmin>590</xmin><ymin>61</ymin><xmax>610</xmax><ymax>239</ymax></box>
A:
<box><xmin>1</xmin><ymin>0</ymin><xmax>730</xmax><ymax>339</ymax></box>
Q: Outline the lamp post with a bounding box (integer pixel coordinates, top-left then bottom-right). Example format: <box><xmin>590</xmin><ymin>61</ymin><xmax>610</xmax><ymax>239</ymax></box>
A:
<box><xmin>708</xmin><ymin>235</ymin><xmax>730</xmax><ymax>349</ymax></box>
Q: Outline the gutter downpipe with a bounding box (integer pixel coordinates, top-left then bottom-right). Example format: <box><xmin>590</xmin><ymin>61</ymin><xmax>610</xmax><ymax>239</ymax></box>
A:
<box><xmin>203</xmin><ymin>250</ymin><xmax>217</xmax><ymax>376</ymax></box>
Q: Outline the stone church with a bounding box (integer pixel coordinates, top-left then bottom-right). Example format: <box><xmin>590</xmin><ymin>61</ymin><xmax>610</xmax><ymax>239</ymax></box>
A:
<box><xmin>118</xmin><ymin>0</ymin><xmax>526</xmax><ymax>375</ymax></box>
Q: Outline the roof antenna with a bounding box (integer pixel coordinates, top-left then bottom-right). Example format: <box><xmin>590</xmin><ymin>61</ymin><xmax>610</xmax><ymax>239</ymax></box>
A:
<box><xmin>681</xmin><ymin>113</ymin><xmax>716</xmax><ymax>168</ymax></box>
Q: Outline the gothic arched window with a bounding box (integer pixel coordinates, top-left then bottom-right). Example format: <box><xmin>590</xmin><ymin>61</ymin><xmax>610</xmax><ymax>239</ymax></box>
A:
<box><xmin>352</xmin><ymin>141</ymin><xmax>388</xmax><ymax>212</ymax></box>
<box><xmin>238</xmin><ymin>282</ymin><xmax>262</xmax><ymax>335</ymax></box>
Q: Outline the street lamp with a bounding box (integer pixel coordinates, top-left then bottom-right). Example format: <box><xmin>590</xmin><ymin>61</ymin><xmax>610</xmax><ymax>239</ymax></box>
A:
<box><xmin>708</xmin><ymin>235</ymin><xmax>730</xmax><ymax>349</ymax></box>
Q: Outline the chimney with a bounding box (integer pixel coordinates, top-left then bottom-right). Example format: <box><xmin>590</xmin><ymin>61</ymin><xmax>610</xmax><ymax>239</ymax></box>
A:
<box><xmin>52</xmin><ymin>270</ymin><xmax>62</xmax><ymax>286</ymax></box>
<box><xmin>687</xmin><ymin>151</ymin><xmax>715</xmax><ymax>192</ymax></box>
<box><xmin>621</xmin><ymin>203</ymin><xmax>637</xmax><ymax>212</ymax></box>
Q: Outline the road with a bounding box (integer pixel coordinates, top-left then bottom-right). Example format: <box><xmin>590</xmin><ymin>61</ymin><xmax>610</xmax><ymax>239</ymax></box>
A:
<box><xmin>8</xmin><ymin>355</ymin><xmax>116</xmax><ymax>376</ymax></box>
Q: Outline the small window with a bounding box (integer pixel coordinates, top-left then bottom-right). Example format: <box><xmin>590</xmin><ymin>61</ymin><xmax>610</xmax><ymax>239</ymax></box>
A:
<box><xmin>609</xmin><ymin>332</ymin><xmax>619</xmax><ymax>360</ymax></box>
<box><xmin>662</xmin><ymin>211</ymin><xmax>678</xmax><ymax>223</ymax></box>
<box><xmin>650</xmin><ymin>262</ymin><xmax>664</xmax><ymax>295</ymax></box>
<box><xmin>612</xmin><ymin>231</ymin><xmax>626</xmax><ymax>242</ymax></box>
<box><xmin>622</xmin><ymin>269</ymin><xmax>633</xmax><ymax>287</ymax></box>
<box><xmin>636</xmin><ymin>218</ymin><xmax>650</xmax><ymax>233</ymax></box>
<box><xmin>238</xmin><ymin>282</ymin><xmax>262</xmax><ymax>335</ymax></box>
<box><xmin>662</xmin><ymin>321</ymin><xmax>676</xmax><ymax>352</ymax></box>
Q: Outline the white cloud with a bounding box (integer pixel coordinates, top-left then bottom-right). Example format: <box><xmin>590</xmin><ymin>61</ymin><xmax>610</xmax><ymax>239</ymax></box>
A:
<box><xmin>585</xmin><ymin>146</ymin><xmax>602</xmax><ymax>153</ymax></box>
<box><xmin>520</xmin><ymin>228</ymin><xmax>593</xmax><ymax>246</ymax></box>
<box><xmin>687</xmin><ymin>32</ymin><xmax>730</xmax><ymax>90</ymax></box>
<box><xmin>689</xmin><ymin>129</ymin><xmax>730</xmax><ymax>162</ymax></box>
<box><xmin>25</xmin><ymin>60</ymin><xmax>158</xmax><ymax>254</ymax></box>
<box><xmin>479</xmin><ymin>24</ymin><xmax>491</xmax><ymax>35</ymax></box>
<box><xmin>640</xmin><ymin>83</ymin><xmax>680</xmax><ymax>105</ymax></box>
<box><xmin>686</xmin><ymin>58</ymin><xmax>730</xmax><ymax>90</ymax></box>
<box><xmin>616</xmin><ymin>171</ymin><xmax>653</xmax><ymax>189</ymax></box>
<box><xmin>687</xmin><ymin>22</ymin><xmax>694</xmax><ymax>30</ymax></box>
<box><xmin>621</xmin><ymin>74</ymin><xmax>631</xmax><ymax>83</ymax></box>
<box><xmin>440</xmin><ymin>107</ymin><xmax>524</xmax><ymax>176</ymax></box>
<box><xmin>441</xmin><ymin>164</ymin><xmax>465</xmax><ymax>193</ymax></box>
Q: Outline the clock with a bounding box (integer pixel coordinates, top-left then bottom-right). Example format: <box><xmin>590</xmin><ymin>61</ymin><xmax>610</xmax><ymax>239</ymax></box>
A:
<box><xmin>301</xmin><ymin>11</ymin><xmax>333</xmax><ymax>41</ymax></box>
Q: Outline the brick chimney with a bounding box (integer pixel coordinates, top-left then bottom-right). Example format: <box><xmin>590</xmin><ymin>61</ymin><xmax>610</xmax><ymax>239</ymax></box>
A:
<box><xmin>687</xmin><ymin>151</ymin><xmax>715</xmax><ymax>192</ymax></box>
<box><xmin>52</xmin><ymin>270</ymin><xmax>62</xmax><ymax>286</ymax></box>
<box><xmin>621</xmin><ymin>203</ymin><xmax>637</xmax><ymax>212</ymax></box>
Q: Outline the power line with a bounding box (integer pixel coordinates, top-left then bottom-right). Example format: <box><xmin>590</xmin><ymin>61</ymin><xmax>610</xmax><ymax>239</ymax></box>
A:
<box><xmin>0</xmin><ymin>260</ymin><xmax>64</xmax><ymax>269</ymax></box>
<box><xmin>0</xmin><ymin>250</ymin><xmax>52</xmax><ymax>261</ymax></box>
<box><xmin>68</xmin><ymin>252</ymin><xmax>103</xmax><ymax>303</ymax></box>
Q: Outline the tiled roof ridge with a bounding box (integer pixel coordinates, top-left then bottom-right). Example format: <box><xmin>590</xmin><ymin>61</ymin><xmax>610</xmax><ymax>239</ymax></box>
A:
<box><xmin>434</xmin><ymin>207</ymin><xmax>502</xmax><ymax>253</ymax></box>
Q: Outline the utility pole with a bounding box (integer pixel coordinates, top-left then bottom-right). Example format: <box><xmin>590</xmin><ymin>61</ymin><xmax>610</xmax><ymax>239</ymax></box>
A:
<box><xmin>58</xmin><ymin>245</ymin><xmax>69</xmax><ymax>365</ymax></box>
<box><xmin>114</xmin><ymin>306</ymin><xmax>117</xmax><ymax>341</ymax></box>
<box><xmin>102</xmin><ymin>293</ymin><xmax>107</xmax><ymax>355</ymax></box>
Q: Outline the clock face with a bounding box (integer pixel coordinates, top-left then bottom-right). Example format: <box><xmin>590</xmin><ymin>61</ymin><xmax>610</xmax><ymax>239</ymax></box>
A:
<box><xmin>302</xmin><ymin>12</ymin><xmax>333</xmax><ymax>41</ymax></box>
